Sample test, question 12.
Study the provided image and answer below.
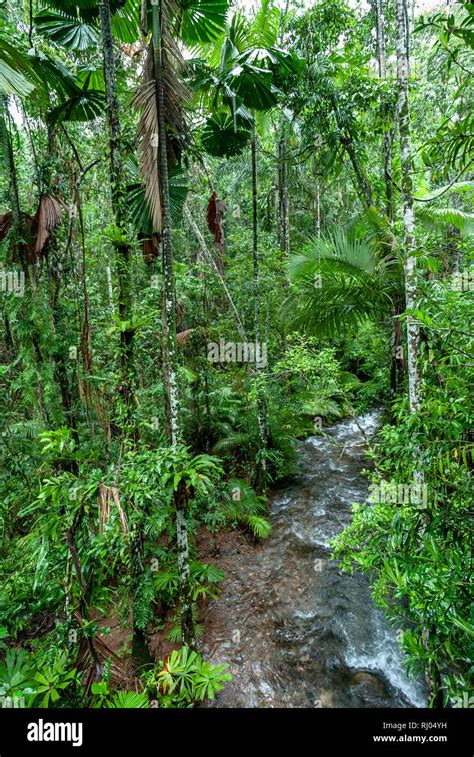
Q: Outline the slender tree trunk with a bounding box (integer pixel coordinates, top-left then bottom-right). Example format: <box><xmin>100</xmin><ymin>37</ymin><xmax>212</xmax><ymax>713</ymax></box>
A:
<box><xmin>373</xmin><ymin>0</ymin><xmax>399</xmax><ymax>387</ymax></box>
<box><xmin>315</xmin><ymin>180</ymin><xmax>321</xmax><ymax>238</ymax></box>
<box><xmin>1</xmin><ymin>98</ymin><xmax>19</xmax><ymax>222</ymax></box>
<box><xmin>99</xmin><ymin>0</ymin><xmax>134</xmax><ymax>425</ymax></box>
<box><xmin>1</xmin><ymin>96</ymin><xmax>26</xmax><ymax>272</ymax></box>
<box><xmin>99</xmin><ymin>0</ymin><xmax>148</xmax><ymax>668</ymax></box>
<box><xmin>395</xmin><ymin>0</ymin><xmax>442</xmax><ymax>708</ymax></box>
<box><xmin>345</xmin><ymin>137</ymin><xmax>373</xmax><ymax>209</ymax></box>
<box><xmin>65</xmin><ymin>157</ymin><xmax>99</xmax><ymax>422</ymax></box>
<box><xmin>76</xmin><ymin>175</ymin><xmax>94</xmax><ymax>419</ymax></box>
<box><xmin>395</xmin><ymin>0</ymin><xmax>421</xmax><ymax>416</ymax></box>
<box><xmin>0</xmin><ymin>96</ymin><xmax>51</xmax><ymax>415</ymax></box>
<box><xmin>251</xmin><ymin>136</ymin><xmax>268</xmax><ymax>493</ymax></box>
<box><xmin>66</xmin><ymin>515</ymin><xmax>100</xmax><ymax>668</ymax></box>
<box><xmin>151</xmin><ymin>0</ymin><xmax>194</xmax><ymax>646</ymax></box>
<box><xmin>278</xmin><ymin>132</ymin><xmax>289</xmax><ymax>258</ymax></box>
<box><xmin>390</xmin><ymin>300</ymin><xmax>405</xmax><ymax>399</ymax></box>
<box><xmin>151</xmin><ymin>3</ymin><xmax>179</xmax><ymax>446</ymax></box>
<box><xmin>373</xmin><ymin>0</ymin><xmax>394</xmax><ymax>219</ymax></box>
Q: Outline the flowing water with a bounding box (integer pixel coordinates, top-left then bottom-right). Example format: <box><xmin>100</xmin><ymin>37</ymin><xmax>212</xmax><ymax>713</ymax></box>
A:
<box><xmin>201</xmin><ymin>411</ymin><xmax>427</xmax><ymax>708</ymax></box>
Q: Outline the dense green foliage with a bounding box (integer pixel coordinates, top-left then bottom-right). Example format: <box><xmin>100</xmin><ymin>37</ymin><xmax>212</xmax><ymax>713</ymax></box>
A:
<box><xmin>0</xmin><ymin>0</ymin><xmax>472</xmax><ymax>710</ymax></box>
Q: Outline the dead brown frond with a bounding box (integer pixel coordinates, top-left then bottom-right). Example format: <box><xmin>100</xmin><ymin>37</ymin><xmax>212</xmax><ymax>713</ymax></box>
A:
<box><xmin>34</xmin><ymin>194</ymin><xmax>65</xmax><ymax>256</ymax></box>
<box><xmin>138</xmin><ymin>231</ymin><xmax>160</xmax><ymax>263</ymax></box>
<box><xmin>74</xmin><ymin>615</ymin><xmax>136</xmax><ymax>691</ymax></box>
<box><xmin>133</xmin><ymin>7</ymin><xmax>190</xmax><ymax>235</ymax></box>
<box><xmin>176</xmin><ymin>328</ymin><xmax>194</xmax><ymax>346</ymax></box>
<box><xmin>98</xmin><ymin>484</ymin><xmax>129</xmax><ymax>535</ymax></box>
<box><xmin>206</xmin><ymin>191</ymin><xmax>227</xmax><ymax>246</ymax></box>
<box><xmin>0</xmin><ymin>212</ymin><xmax>13</xmax><ymax>241</ymax></box>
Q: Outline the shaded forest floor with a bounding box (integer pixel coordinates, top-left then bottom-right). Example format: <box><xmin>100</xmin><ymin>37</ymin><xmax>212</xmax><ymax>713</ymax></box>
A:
<box><xmin>93</xmin><ymin>524</ymin><xmax>257</xmax><ymax>676</ymax></box>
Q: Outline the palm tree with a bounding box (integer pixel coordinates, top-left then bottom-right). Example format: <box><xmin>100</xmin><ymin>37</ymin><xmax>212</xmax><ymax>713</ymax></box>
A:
<box><xmin>133</xmin><ymin>0</ymin><xmax>230</xmax><ymax>646</ymax></box>
<box><xmin>98</xmin><ymin>0</ymin><xmax>152</xmax><ymax>668</ymax></box>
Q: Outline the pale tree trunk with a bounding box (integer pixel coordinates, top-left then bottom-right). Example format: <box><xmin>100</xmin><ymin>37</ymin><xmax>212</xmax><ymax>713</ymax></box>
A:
<box><xmin>106</xmin><ymin>263</ymin><xmax>115</xmax><ymax>314</ymax></box>
<box><xmin>278</xmin><ymin>131</ymin><xmax>290</xmax><ymax>258</ymax></box>
<box><xmin>251</xmin><ymin>136</ymin><xmax>268</xmax><ymax>493</ymax></box>
<box><xmin>395</xmin><ymin>0</ymin><xmax>442</xmax><ymax>708</ymax></box>
<box><xmin>395</xmin><ymin>0</ymin><xmax>421</xmax><ymax>416</ymax></box>
<box><xmin>99</xmin><ymin>0</ymin><xmax>148</xmax><ymax>669</ymax></box>
<box><xmin>72</xmin><ymin>160</ymin><xmax>99</xmax><ymax>420</ymax></box>
<box><xmin>151</xmin><ymin>0</ymin><xmax>194</xmax><ymax>646</ymax></box>
<box><xmin>315</xmin><ymin>181</ymin><xmax>321</xmax><ymax>238</ymax></box>
<box><xmin>99</xmin><ymin>0</ymin><xmax>134</xmax><ymax>423</ymax></box>
<box><xmin>373</xmin><ymin>0</ymin><xmax>394</xmax><ymax>220</ymax></box>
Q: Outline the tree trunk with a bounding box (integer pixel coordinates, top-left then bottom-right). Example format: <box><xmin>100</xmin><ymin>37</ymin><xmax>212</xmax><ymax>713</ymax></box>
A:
<box><xmin>151</xmin><ymin>0</ymin><xmax>194</xmax><ymax>646</ymax></box>
<box><xmin>330</xmin><ymin>92</ymin><xmax>373</xmax><ymax>210</ymax></box>
<box><xmin>395</xmin><ymin>0</ymin><xmax>421</xmax><ymax>416</ymax></box>
<box><xmin>99</xmin><ymin>0</ymin><xmax>147</xmax><ymax>668</ymax></box>
<box><xmin>99</xmin><ymin>0</ymin><xmax>134</xmax><ymax>425</ymax></box>
<box><xmin>251</xmin><ymin>136</ymin><xmax>268</xmax><ymax>493</ymax></box>
<box><xmin>278</xmin><ymin>131</ymin><xmax>290</xmax><ymax>258</ymax></box>
<box><xmin>315</xmin><ymin>181</ymin><xmax>321</xmax><ymax>237</ymax></box>
<box><xmin>373</xmin><ymin>0</ymin><xmax>394</xmax><ymax>220</ymax></box>
<box><xmin>1</xmin><ymin>95</ymin><xmax>50</xmax><ymax>415</ymax></box>
<box><xmin>395</xmin><ymin>0</ymin><xmax>442</xmax><ymax>708</ymax></box>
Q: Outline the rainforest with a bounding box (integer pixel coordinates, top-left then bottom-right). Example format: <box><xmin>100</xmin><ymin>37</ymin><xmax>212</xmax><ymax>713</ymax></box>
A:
<box><xmin>0</xmin><ymin>0</ymin><xmax>472</xmax><ymax>723</ymax></box>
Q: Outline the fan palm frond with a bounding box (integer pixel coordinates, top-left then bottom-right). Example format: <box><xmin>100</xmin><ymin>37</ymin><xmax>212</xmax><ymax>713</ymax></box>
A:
<box><xmin>34</xmin><ymin>9</ymin><xmax>100</xmax><ymax>51</ymax></box>
<box><xmin>289</xmin><ymin>230</ymin><xmax>377</xmax><ymax>280</ymax></box>
<box><xmin>174</xmin><ymin>0</ymin><xmax>231</xmax><ymax>45</ymax></box>
<box><xmin>106</xmin><ymin>690</ymin><xmax>149</xmax><ymax>708</ymax></box>
<box><xmin>285</xmin><ymin>231</ymin><xmax>402</xmax><ymax>338</ymax></box>
<box><xmin>133</xmin><ymin>16</ymin><xmax>189</xmax><ymax>234</ymax></box>
<box><xmin>0</xmin><ymin>58</ymin><xmax>34</xmax><ymax>97</ymax></box>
